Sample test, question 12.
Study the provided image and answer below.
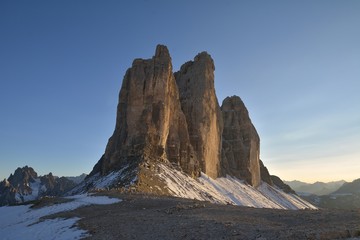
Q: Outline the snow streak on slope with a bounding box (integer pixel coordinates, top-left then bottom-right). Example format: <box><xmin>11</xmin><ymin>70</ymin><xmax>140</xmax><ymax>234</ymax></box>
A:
<box><xmin>158</xmin><ymin>164</ymin><xmax>317</xmax><ymax>210</ymax></box>
<box><xmin>0</xmin><ymin>194</ymin><xmax>121</xmax><ymax>240</ymax></box>
<box><xmin>14</xmin><ymin>179</ymin><xmax>42</xmax><ymax>203</ymax></box>
<box><xmin>67</xmin><ymin>164</ymin><xmax>133</xmax><ymax>195</ymax></box>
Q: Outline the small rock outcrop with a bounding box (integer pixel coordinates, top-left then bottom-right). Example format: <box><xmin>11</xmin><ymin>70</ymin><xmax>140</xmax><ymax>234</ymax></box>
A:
<box><xmin>175</xmin><ymin>52</ymin><xmax>223</xmax><ymax>178</ymax></box>
<box><xmin>221</xmin><ymin>96</ymin><xmax>261</xmax><ymax>187</ymax></box>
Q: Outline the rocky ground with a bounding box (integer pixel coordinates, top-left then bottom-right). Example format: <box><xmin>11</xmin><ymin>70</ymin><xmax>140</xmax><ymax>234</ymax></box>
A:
<box><xmin>45</xmin><ymin>192</ymin><xmax>360</xmax><ymax>240</ymax></box>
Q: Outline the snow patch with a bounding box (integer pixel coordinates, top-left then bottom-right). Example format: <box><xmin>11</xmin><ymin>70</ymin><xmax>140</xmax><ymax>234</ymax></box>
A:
<box><xmin>68</xmin><ymin>165</ymin><xmax>132</xmax><ymax>195</ymax></box>
<box><xmin>0</xmin><ymin>194</ymin><xmax>121</xmax><ymax>239</ymax></box>
<box><xmin>21</xmin><ymin>179</ymin><xmax>42</xmax><ymax>203</ymax></box>
<box><xmin>158</xmin><ymin>164</ymin><xmax>317</xmax><ymax>210</ymax></box>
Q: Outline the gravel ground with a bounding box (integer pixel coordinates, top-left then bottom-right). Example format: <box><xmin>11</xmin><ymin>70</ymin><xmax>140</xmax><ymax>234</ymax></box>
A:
<box><xmin>48</xmin><ymin>192</ymin><xmax>360</xmax><ymax>240</ymax></box>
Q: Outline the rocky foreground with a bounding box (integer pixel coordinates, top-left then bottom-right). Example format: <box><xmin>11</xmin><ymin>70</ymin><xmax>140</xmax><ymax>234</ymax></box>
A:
<box><xmin>47</xmin><ymin>192</ymin><xmax>360</xmax><ymax>240</ymax></box>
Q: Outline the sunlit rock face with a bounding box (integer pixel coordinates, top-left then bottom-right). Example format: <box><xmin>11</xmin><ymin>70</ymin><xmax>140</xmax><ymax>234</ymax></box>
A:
<box><xmin>175</xmin><ymin>52</ymin><xmax>223</xmax><ymax>179</ymax></box>
<box><xmin>90</xmin><ymin>45</ymin><xmax>199</xmax><ymax>178</ymax></box>
<box><xmin>89</xmin><ymin>45</ymin><xmax>266</xmax><ymax>188</ymax></box>
<box><xmin>221</xmin><ymin>96</ymin><xmax>261</xmax><ymax>187</ymax></box>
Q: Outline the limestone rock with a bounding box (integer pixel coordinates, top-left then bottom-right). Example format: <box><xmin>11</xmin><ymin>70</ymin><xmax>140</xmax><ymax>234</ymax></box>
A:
<box><xmin>260</xmin><ymin>159</ymin><xmax>273</xmax><ymax>185</ymax></box>
<box><xmin>90</xmin><ymin>45</ymin><xmax>199</xmax><ymax>178</ymax></box>
<box><xmin>87</xmin><ymin>45</ymin><xmax>276</xmax><ymax>190</ymax></box>
<box><xmin>271</xmin><ymin>175</ymin><xmax>296</xmax><ymax>194</ymax></box>
<box><xmin>221</xmin><ymin>96</ymin><xmax>261</xmax><ymax>187</ymax></box>
<box><xmin>175</xmin><ymin>52</ymin><xmax>223</xmax><ymax>178</ymax></box>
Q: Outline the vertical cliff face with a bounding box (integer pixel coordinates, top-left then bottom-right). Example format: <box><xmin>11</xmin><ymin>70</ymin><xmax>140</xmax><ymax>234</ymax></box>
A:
<box><xmin>90</xmin><ymin>45</ymin><xmax>199</xmax><ymax>177</ymax></box>
<box><xmin>221</xmin><ymin>96</ymin><xmax>261</xmax><ymax>187</ymax></box>
<box><xmin>89</xmin><ymin>44</ymin><xmax>267</xmax><ymax>188</ymax></box>
<box><xmin>175</xmin><ymin>52</ymin><xmax>223</xmax><ymax>179</ymax></box>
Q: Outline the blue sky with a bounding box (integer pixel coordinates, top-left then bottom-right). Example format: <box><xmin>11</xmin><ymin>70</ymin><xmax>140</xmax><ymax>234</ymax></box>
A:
<box><xmin>1</xmin><ymin>1</ymin><xmax>359</xmax><ymax>182</ymax></box>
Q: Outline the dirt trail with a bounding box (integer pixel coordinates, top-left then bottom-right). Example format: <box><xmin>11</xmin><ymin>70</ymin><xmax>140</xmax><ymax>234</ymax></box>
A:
<box><xmin>49</xmin><ymin>193</ymin><xmax>360</xmax><ymax>240</ymax></box>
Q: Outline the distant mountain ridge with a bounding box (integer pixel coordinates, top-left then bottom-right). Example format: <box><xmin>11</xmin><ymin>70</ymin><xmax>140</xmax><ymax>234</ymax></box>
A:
<box><xmin>0</xmin><ymin>166</ymin><xmax>86</xmax><ymax>206</ymax></box>
<box><xmin>285</xmin><ymin>180</ymin><xmax>346</xmax><ymax>196</ymax></box>
<box><xmin>333</xmin><ymin>178</ymin><xmax>360</xmax><ymax>195</ymax></box>
<box><xmin>65</xmin><ymin>173</ymin><xmax>87</xmax><ymax>184</ymax></box>
<box><xmin>289</xmin><ymin>178</ymin><xmax>360</xmax><ymax>209</ymax></box>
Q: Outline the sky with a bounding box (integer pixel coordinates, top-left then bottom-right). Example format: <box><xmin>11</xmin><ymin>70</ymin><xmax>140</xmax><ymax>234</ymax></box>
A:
<box><xmin>0</xmin><ymin>1</ymin><xmax>359</xmax><ymax>183</ymax></box>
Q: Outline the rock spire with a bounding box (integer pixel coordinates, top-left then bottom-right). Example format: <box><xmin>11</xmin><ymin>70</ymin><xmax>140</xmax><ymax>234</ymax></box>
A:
<box><xmin>90</xmin><ymin>45</ymin><xmax>199</xmax><ymax>178</ymax></box>
<box><xmin>89</xmin><ymin>44</ymin><xmax>267</xmax><ymax>188</ymax></box>
<box><xmin>175</xmin><ymin>52</ymin><xmax>223</xmax><ymax>178</ymax></box>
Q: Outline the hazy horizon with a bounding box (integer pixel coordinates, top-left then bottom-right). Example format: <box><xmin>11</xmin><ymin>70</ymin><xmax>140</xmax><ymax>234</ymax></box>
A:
<box><xmin>1</xmin><ymin>1</ymin><xmax>359</xmax><ymax>183</ymax></box>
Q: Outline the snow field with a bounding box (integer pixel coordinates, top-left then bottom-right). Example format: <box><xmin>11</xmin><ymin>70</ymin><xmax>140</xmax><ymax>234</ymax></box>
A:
<box><xmin>158</xmin><ymin>164</ymin><xmax>317</xmax><ymax>210</ymax></box>
<box><xmin>0</xmin><ymin>194</ymin><xmax>121</xmax><ymax>240</ymax></box>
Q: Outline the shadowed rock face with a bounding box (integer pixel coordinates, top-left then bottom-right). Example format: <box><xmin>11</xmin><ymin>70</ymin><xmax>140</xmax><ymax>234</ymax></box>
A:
<box><xmin>90</xmin><ymin>45</ymin><xmax>199</xmax><ymax>178</ymax></box>
<box><xmin>221</xmin><ymin>96</ymin><xmax>261</xmax><ymax>187</ymax></box>
<box><xmin>260</xmin><ymin>159</ymin><xmax>273</xmax><ymax>186</ymax></box>
<box><xmin>175</xmin><ymin>52</ymin><xmax>223</xmax><ymax>179</ymax></box>
<box><xmin>271</xmin><ymin>175</ymin><xmax>296</xmax><ymax>194</ymax></box>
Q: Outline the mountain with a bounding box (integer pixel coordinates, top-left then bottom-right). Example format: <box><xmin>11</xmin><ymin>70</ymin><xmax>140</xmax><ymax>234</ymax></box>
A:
<box><xmin>70</xmin><ymin>45</ymin><xmax>314</xmax><ymax>209</ymax></box>
<box><xmin>333</xmin><ymin>178</ymin><xmax>360</xmax><ymax>195</ymax></box>
<box><xmin>65</xmin><ymin>173</ymin><xmax>87</xmax><ymax>184</ymax></box>
<box><xmin>295</xmin><ymin>179</ymin><xmax>360</xmax><ymax>209</ymax></box>
<box><xmin>285</xmin><ymin>180</ymin><xmax>308</xmax><ymax>190</ymax></box>
<box><xmin>0</xmin><ymin>166</ymin><xmax>80</xmax><ymax>206</ymax></box>
<box><xmin>285</xmin><ymin>180</ymin><xmax>346</xmax><ymax>196</ymax></box>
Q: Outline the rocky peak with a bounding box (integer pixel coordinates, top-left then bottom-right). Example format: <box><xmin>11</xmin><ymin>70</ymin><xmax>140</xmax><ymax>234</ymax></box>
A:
<box><xmin>154</xmin><ymin>44</ymin><xmax>171</xmax><ymax>60</ymax></box>
<box><xmin>221</xmin><ymin>96</ymin><xmax>261</xmax><ymax>187</ymax></box>
<box><xmin>0</xmin><ymin>167</ymin><xmax>78</xmax><ymax>206</ymax></box>
<box><xmin>7</xmin><ymin>166</ymin><xmax>38</xmax><ymax>188</ymax></box>
<box><xmin>89</xmin><ymin>44</ymin><xmax>199</xmax><ymax>179</ymax></box>
<box><xmin>175</xmin><ymin>51</ymin><xmax>223</xmax><ymax>178</ymax></box>
<box><xmin>194</xmin><ymin>51</ymin><xmax>214</xmax><ymax>68</ymax></box>
<box><xmin>87</xmin><ymin>45</ymin><xmax>272</xmax><ymax>189</ymax></box>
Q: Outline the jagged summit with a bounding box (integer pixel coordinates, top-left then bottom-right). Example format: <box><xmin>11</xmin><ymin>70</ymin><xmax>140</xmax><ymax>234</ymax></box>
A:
<box><xmin>88</xmin><ymin>45</ymin><xmax>268</xmax><ymax>186</ymax></box>
<box><xmin>221</xmin><ymin>95</ymin><xmax>261</xmax><ymax>186</ymax></box>
<box><xmin>0</xmin><ymin>166</ymin><xmax>78</xmax><ymax>206</ymax></box>
<box><xmin>89</xmin><ymin>44</ymin><xmax>199</xmax><ymax>180</ymax></box>
<box><xmin>154</xmin><ymin>44</ymin><xmax>171</xmax><ymax>60</ymax></box>
<box><xmin>175</xmin><ymin>50</ymin><xmax>222</xmax><ymax>179</ymax></box>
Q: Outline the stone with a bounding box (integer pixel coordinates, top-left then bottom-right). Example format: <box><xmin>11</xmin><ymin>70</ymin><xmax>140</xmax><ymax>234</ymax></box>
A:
<box><xmin>221</xmin><ymin>96</ymin><xmax>261</xmax><ymax>187</ymax></box>
<box><xmin>175</xmin><ymin>52</ymin><xmax>223</xmax><ymax>178</ymax></box>
<box><xmin>260</xmin><ymin>159</ymin><xmax>273</xmax><ymax>185</ymax></box>
<box><xmin>271</xmin><ymin>175</ymin><xmax>296</xmax><ymax>194</ymax></box>
<box><xmin>87</xmin><ymin>45</ymin><xmax>276</xmax><ymax>189</ymax></box>
<box><xmin>0</xmin><ymin>166</ymin><xmax>77</xmax><ymax>206</ymax></box>
<box><xmin>89</xmin><ymin>45</ymin><xmax>200</xmax><ymax>178</ymax></box>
